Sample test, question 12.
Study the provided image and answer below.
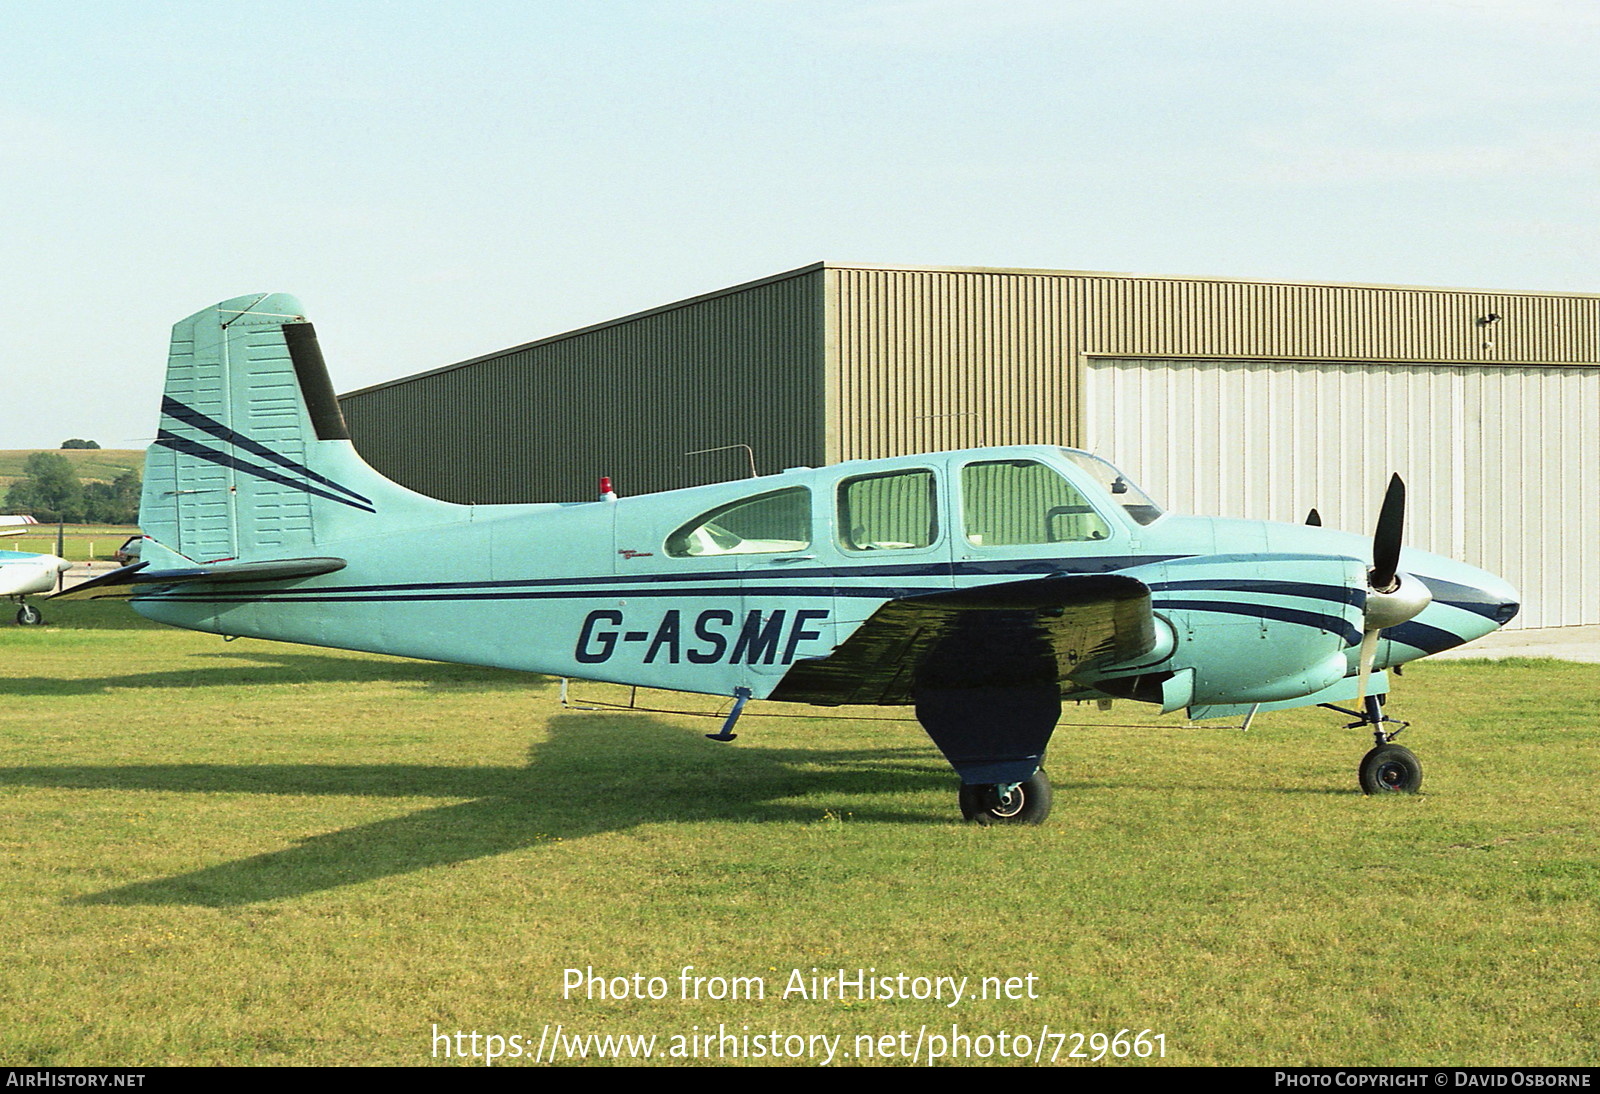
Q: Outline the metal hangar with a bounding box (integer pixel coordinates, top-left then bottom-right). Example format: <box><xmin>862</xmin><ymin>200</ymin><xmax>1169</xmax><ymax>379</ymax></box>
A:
<box><xmin>337</xmin><ymin>262</ymin><xmax>1600</xmax><ymax>628</ymax></box>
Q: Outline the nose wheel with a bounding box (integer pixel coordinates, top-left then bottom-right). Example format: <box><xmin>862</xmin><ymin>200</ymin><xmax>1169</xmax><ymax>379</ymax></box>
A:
<box><xmin>15</xmin><ymin>603</ymin><xmax>42</xmax><ymax>626</ymax></box>
<box><xmin>1358</xmin><ymin>743</ymin><xmax>1422</xmax><ymax>794</ymax></box>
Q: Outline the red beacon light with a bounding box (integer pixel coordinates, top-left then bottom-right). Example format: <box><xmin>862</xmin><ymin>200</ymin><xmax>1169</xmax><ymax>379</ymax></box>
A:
<box><xmin>598</xmin><ymin>476</ymin><xmax>617</xmax><ymax>502</ymax></box>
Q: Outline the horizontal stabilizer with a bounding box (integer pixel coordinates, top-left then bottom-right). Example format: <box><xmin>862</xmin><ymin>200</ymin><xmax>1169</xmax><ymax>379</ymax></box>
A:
<box><xmin>53</xmin><ymin>557</ymin><xmax>346</xmax><ymax>600</ymax></box>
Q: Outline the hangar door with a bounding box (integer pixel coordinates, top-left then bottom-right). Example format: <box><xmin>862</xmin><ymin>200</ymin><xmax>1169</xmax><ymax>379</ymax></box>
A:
<box><xmin>1084</xmin><ymin>358</ymin><xmax>1600</xmax><ymax>630</ymax></box>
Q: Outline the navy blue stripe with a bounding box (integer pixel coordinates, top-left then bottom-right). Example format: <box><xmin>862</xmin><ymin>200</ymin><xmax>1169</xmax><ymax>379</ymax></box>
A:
<box><xmin>1382</xmin><ymin>620</ymin><xmax>1467</xmax><ymax>655</ymax></box>
<box><xmin>135</xmin><ymin>560</ymin><xmax>1363</xmax><ymax>615</ymax></box>
<box><xmin>259</xmin><ymin>562</ymin><xmax>954</xmax><ymax>595</ymax></box>
<box><xmin>161</xmin><ymin>397</ymin><xmax>372</xmax><ymax>506</ymax></box>
<box><xmin>154</xmin><ymin>432</ymin><xmax>377</xmax><ymax>514</ymax></box>
<box><xmin>1148</xmin><ymin>578</ymin><xmax>1364</xmax><ymax>608</ymax></box>
<box><xmin>187</xmin><ymin>552</ymin><xmax>1343</xmax><ymax>597</ymax></box>
<box><xmin>1417</xmin><ymin>575</ymin><xmax>1518</xmax><ymax>622</ymax></box>
<box><xmin>147</xmin><ymin>556</ymin><xmax>1180</xmax><ymax>599</ymax></box>
<box><xmin>146</xmin><ymin>586</ymin><xmax>1364</xmax><ymax>650</ymax></box>
<box><xmin>952</xmin><ymin>556</ymin><xmax>1175</xmax><ymax>577</ymax></box>
<box><xmin>153</xmin><ymin>582</ymin><xmax>1364</xmax><ymax>620</ymax></box>
<box><xmin>144</xmin><ymin>585</ymin><xmax>933</xmax><ymax>604</ymax></box>
<box><xmin>1155</xmin><ymin>598</ymin><xmax>1363</xmax><ymax>646</ymax></box>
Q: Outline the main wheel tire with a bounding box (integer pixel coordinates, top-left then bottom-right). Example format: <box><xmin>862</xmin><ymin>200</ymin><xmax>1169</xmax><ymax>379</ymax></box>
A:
<box><xmin>1359</xmin><ymin>744</ymin><xmax>1422</xmax><ymax>795</ymax></box>
<box><xmin>959</xmin><ymin>770</ymin><xmax>1053</xmax><ymax>825</ymax></box>
<box><xmin>15</xmin><ymin>604</ymin><xmax>42</xmax><ymax>626</ymax></box>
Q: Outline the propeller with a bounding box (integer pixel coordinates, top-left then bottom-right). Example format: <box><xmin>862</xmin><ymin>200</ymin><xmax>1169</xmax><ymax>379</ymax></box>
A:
<box><xmin>1369</xmin><ymin>474</ymin><xmax>1405</xmax><ymax>592</ymax></box>
<box><xmin>1356</xmin><ymin>474</ymin><xmax>1431</xmax><ymax>701</ymax></box>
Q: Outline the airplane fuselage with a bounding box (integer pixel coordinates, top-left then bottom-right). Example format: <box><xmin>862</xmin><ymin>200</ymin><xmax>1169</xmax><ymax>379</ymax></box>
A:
<box><xmin>0</xmin><ymin>550</ymin><xmax>70</xmax><ymax>598</ymax></box>
<box><xmin>130</xmin><ymin>445</ymin><xmax>1518</xmax><ymax>718</ymax></box>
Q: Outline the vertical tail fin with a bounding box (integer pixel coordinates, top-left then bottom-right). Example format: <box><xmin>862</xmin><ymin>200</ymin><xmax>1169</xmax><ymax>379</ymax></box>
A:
<box><xmin>141</xmin><ymin>294</ymin><xmax>444</xmax><ymax>563</ymax></box>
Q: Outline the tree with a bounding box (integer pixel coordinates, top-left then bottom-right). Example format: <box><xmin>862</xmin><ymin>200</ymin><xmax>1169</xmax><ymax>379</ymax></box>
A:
<box><xmin>82</xmin><ymin>470</ymin><xmax>142</xmax><ymax>524</ymax></box>
<box><xmin>5</xmin><ymin>452</ymin><xmax>85</xmax><ymax>522</ymax></box>
<box><xmin>59</xmin><ymin>438</ymin><xmax>100</xmax><ymax>449</ymax></box>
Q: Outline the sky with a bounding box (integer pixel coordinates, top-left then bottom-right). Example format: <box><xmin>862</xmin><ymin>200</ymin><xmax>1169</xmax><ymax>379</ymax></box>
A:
<box><xmin>3</xmin><ymin>0</ymin><xmax>1599</xmax><ymax>449</ymax></box>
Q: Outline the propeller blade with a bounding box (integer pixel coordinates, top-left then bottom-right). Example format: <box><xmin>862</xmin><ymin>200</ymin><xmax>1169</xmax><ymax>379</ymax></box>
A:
<box><xmin>1305</xmin><ymin>508</ymin><xmax>1321</xmax><ymax>527</ymax></box>
<box><xmin>1355</xmin><ymin>627</ymin><xmax>1381</xmax><ymax>704</ymax></box>
<box><xmin>1370</xmin><ymin>474</ymin><xmax>1405</xmax><ymax>591</ymax></box>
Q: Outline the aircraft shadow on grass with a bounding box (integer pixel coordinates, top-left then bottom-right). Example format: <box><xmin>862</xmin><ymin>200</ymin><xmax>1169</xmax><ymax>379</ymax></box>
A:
<box><xmin>1</xmin><ymin>649</ymin><xmax>549</xmax><ymax>695</ymax></box>
<box><xmin>0</xmin><ymin>713</ymin><xmax>945</xmax><ymax>907</ymax></box>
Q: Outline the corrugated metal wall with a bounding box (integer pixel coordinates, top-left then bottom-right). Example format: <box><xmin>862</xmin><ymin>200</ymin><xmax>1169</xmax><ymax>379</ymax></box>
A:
<box><xmin>827</xmin><ymin>266</ymin><xmax>1600</xmax><ymax>465</ymax></box>
<box><xmin>1084</xmin><ymin>358</ymin><xmax>1600</xmax><ymax>629</ymax></box>
<box><xmin>1073</xmin><ymin>277</ymin><xmax>1600</xmax><ymax>363</ymax></box>
<box><xmin>1466</xmin><ymin>366</ymin><xmax>1600</xmax><ymax>629</ymax></box>
<box><xmin>340</xmin><ymin>268</ymin><xmax>826</xmax><ymax>503</ymax></box>
<box><xmin>827</xmin><ymin>269</ymin><xmax>1078</xmax><ymax>460</ymax></box>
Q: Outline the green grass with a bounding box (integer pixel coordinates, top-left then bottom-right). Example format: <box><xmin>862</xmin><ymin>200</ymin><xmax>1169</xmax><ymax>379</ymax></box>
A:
<box><xmin>0</xmin><ymin>448</ymin><xmax>144</xmax><ymax>490</ymax></box>
<box><xmin>3</xmin><ymin>525</ymin><xmax>140</xmax><ymax>563</ymax></box>
<box><xmin>0</xmin><ymin>608</ymin><xmax>1595</xmax><ymax>1066</ymax></box>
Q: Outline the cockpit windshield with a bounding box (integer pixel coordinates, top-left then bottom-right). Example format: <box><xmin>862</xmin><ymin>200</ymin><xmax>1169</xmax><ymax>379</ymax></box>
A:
<box><xmin>1058</xmin><ymin>450</ymin><xmax>1165</xmax><ymax>526</ymax></box>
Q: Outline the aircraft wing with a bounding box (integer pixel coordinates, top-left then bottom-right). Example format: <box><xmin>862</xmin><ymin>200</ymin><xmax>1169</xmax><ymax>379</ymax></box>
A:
<box><xmin>770</xmin><ymin>573</ymin><xmax>1155</xmax><ymax>706</ymax></box>
<box><xmin>51</xmin><ymin>557</ymin><xmax>346</xmax><ymax>600</ymax></box>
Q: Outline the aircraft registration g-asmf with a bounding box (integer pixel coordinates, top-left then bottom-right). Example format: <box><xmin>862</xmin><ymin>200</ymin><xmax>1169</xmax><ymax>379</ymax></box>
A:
<box><xmin>62</xmin><ymin>294</ymin><xmax>1520</xmax><ymax>824</ymax></box>
<box><xmin>2</xmin><ymin>516</ymin><xmax>69</xmax><ymax>625</ymax></box>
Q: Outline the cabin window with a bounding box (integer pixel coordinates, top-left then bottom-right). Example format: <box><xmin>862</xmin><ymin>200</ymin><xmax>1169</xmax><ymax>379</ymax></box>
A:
<box><xmin>665</xmin><ymin>488</ymin><xmax>811</xmax><ymax>557</ymax></box>
<box><xmin>837</xmin><ymin>469</ymin><xmax>938</xmax><ymax>551</ymax></box>
<box><xmin>960</xmin><ymin>459</ymin><xmax>1111</xmax><ymax>545</ymax></box>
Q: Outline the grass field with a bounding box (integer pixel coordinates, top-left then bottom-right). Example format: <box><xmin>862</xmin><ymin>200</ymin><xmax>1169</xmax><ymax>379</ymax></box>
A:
<box><xmin>3</xmin><ymin>525</ymin><xmax>140</xmax><ymax>563</ymax></box>
<box><xmin>1</xmin><ymin>603</ymin><xmax>1595</xmax><ymax>1066</ymax></box>
<box><xmin>0</xmin><ymin>449</ymin><xmax>144</xmax><ymax>491</ymax></box>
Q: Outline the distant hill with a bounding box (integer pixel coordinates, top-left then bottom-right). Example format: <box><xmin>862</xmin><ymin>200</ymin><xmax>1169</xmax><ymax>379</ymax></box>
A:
<box><xmin>0</xmin><ymin>449</ymin><xmax>145</xmax><ymax>492</ymax></box>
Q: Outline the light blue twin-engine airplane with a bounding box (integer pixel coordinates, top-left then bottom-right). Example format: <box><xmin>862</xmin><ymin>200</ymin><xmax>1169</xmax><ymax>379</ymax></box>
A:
<box><xmin>61</xmin><ymin>294</ymin><xmax>1521</xmax><ymax>824</ymax></box>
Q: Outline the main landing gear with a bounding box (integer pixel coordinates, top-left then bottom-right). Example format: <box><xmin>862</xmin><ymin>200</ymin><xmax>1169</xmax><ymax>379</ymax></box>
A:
<box><xmin>1323</xmin><ymin>694</ymin><xmax>1421</xmax><ymax>795</ymax></box>
<box><xmin>915</xmin><ymin>685</ymin><xmax>1061</xmax><ymax>825</ymax></box>
<box><xmin>958</xmin><ymin>770</ymin><xmax>1053</xmax><ymax>825</ymax></box>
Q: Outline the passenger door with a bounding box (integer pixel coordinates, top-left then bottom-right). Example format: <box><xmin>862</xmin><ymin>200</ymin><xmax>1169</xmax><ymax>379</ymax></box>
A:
<box><xmin>823</xmin><ymin>464</ymin><xmax>956</xmax><ymax>634</ymax></box>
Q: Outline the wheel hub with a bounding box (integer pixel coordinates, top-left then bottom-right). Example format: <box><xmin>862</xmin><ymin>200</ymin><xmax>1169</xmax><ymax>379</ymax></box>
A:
<box><xmin>989</xmin><ymin>786</ymin><xmax>1025</xmax><ymax>818</ymax></box>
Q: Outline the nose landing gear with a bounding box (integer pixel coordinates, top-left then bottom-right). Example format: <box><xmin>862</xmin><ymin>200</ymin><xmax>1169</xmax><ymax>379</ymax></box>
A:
<box><xmin>1324</xmin><ymin>694</ymin><xmax>1421</xmax><ymax>795</ymax></box>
